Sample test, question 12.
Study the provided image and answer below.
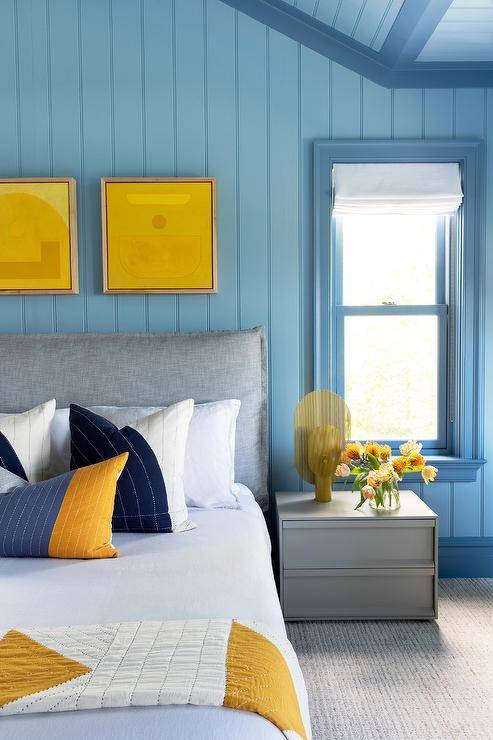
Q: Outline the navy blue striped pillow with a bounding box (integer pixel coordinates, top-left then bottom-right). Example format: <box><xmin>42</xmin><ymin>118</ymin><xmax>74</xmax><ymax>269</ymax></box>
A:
<box><xmin>69</xmin><ymin>403</ymin><xmax>194</xmax><ymax>533</ymax></box>
<box><xmin>0</xmin><ymin>432</ymin><xmax>27</xmax><ymax>481</ymax></box>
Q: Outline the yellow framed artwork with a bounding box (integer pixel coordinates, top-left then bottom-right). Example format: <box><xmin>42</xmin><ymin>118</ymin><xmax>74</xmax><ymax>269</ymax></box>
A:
<box><xmin>101</xmin><ymin>177</ymin><xmax>217</xmax><ymax>294</ymax></box>
<box><xmin>0</xmin><ymin>178</ymin><xmax>78</xmax><ymax>294</ymax></box>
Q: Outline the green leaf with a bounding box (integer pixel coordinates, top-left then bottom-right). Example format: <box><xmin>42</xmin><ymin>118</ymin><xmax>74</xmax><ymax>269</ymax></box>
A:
<box><xmin>367</xmin><ymin>453</ymin><xmax>380</xmax><ymax>470</ymax></box>
<box><xmin>352</xmin><ymin>472</ymin><xmax>367</xmax><ymax>492</ymax></box>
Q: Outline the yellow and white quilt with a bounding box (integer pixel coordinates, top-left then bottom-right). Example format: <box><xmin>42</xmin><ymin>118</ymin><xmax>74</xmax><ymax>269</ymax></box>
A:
<box><xmin>0</xmin><ymin>618</ymin><xmax>306</xmax><ymax>740</ymax></box>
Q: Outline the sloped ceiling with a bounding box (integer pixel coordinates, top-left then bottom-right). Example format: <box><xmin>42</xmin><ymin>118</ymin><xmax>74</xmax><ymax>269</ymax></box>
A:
<box><xmin>418</xmin><ymin>0</ymin><xmax>493</xmax><ymax>63</ymax></box>
<box><xmin>284</xmin><ymin>0</ymin><xmax>406</xmax><ymax>51</ymax></box>
<box><xmin>219</xmin><ymin>0</ymin><xmax>493</xmax><ymax>87</ymax></box>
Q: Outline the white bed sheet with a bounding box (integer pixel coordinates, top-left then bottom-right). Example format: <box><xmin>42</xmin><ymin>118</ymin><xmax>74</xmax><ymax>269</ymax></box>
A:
<box><xmin>0</xmin><ymin>488</ymin><xmax>311</xmax><ymax>740</ymax></box>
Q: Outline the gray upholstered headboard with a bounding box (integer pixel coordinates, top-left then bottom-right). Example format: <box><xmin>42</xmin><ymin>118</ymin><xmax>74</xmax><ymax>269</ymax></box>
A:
<box><xmin>0</xmin><ymin>326</ymin><xmax>268</xmax><ymax>509</ymax></box>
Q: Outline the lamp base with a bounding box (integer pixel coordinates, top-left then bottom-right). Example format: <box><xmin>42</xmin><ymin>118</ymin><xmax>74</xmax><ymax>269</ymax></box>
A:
<box><xmin>314</xmin><ymin>476</ymin><xmax>332</xmax><ymax>503</ymax></box>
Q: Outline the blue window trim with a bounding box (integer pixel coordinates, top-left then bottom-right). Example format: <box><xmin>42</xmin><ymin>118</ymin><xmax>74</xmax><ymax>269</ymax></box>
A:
<box><xmin>314</xmin><ymin>139</ymin><xmax>486</xmax><ymax>477</ymax></box>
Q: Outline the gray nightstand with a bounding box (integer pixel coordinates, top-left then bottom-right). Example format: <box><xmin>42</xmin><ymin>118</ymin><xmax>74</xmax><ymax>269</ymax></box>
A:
<box><xmin>276</xmin><ymin>490</ymin><xmax>438</xmax><ymax>620</ymax></box>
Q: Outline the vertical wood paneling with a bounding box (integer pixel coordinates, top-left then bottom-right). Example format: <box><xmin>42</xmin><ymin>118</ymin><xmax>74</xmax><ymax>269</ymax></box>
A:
<box><xmin>455</xmin><ymin>89</ymin><xmax>485</xmax><ymax>138</ymax></box>
<box><xmin>269</xmin><ymin>30</ymin><xmax>300</xmax><ymax>490</ymax></box>
<box><xmin>423</xmin><ymin>482</ymin><xmax>451</xmax><ymax>538</ymax></box>
<box><xmin>300</xmin><ymin>47</ymin><xmax>329</xmax><ymax>398</ymax></box>
<box><xmin>174</xmin><ymin>0</ymin><xmax>208</xmax><ymax>332</ymax></box>
<box><xmin>0</xmin><ymin>0</ymin><xmax>491</xmax><ymax>530</ymax></box>
<box><xmin>484</xmin><ymin>90</ymin><xmax>493</xmax><ymax>537</ymax></box>
<box><xmin>454</xmin><ymin>478</ymin><xmax>482</xmax><ymax>537</ymax></box>
<box><xmin>236</xmin><ymin>13</ymin><xmax>269</xmax><ymax>330</ymax></box>
<box><xmin>392</xmin><ymin>89</ymin><xmax>423</xmax><ymax>137</ymax></box>
<box><xmin>424</xmin><ymin>89</ymin><xmax>454</xmax><ymax>138</ymax></box>
<box><xmin>362</xmin><ymin>79</ymin><xmax>391</xmax><ymax>138</ymax></box>
<box><xmin>79</xmin><ymin>0</ymin><xmax>115</xmax><ymax>332</ymax></box>
<box><xmin>0</xmin><ymin>0</ymin><xmax>23</xmax><ymax>331</ymax></box>
<box><xmin>17</xmin><ymin>0</ymin><xmax>54</xmax><ymax>332</ymax></box>
<box><xmin>49</xmin><ymin>0</ymin><xmax>85</xmax><ymax>331</ymax></box>
<box><xmin>144</xmin><ymin>0</ymin><xmax>178</xmax><ymax>332</ymax></box>
<box><xmin>331</xmin><ymin>63</ymin><xmax>361</xmax><ymax>138</ymax></box>
<box><xmin>207</xmin><ymin>1</ymin><xmax>238</xmax><ymax>330</ymax></box>
<box><xmin>111</xmin><ymin>0</ymin><xmax>146</xmax><ymax>332</ymax></box>
<box><xmin>454</xmin><ymin>88</ymin><xmax>487</xmax><ymax>538</ymax></box>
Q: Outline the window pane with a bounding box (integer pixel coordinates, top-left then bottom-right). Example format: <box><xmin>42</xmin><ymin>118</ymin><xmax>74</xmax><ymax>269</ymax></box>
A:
<box><xmin>344</xmin><ymin>315</ymin><xmax>439</xmax><ymax>441</ymax></box>
<box><xmin>341</xmin><ymin>215</ymin><xmax>438</xmax><ymax>305</ymax></box>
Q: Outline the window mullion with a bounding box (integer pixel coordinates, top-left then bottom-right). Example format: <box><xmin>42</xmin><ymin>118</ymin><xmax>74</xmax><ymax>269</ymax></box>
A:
<box><xmin>336</xmin><ymin>305</ymin><xmax>446</xmax><ymax>317</ymax></box>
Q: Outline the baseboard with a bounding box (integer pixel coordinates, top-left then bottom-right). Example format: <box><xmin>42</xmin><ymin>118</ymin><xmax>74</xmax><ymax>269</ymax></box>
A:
<box><xmin>439</xmin><ymin>538</ymin><xmax>493</xmax><ymax>577</ymax></box>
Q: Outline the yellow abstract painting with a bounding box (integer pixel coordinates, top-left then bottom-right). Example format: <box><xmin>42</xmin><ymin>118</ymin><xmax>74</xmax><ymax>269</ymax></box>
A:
<box><xmin>0</xmin><ymin>178</ymin><xmax>78</xmax><ymax>294</ymax></box>
<box><xmin>101</xmin><ymin>178</ymin><xmax>217</xmax><ymax>293</ymax></box>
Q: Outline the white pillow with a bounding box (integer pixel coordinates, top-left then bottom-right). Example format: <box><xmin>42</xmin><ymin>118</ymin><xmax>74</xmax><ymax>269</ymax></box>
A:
<box><xmin>0</xmin><ymin>400</ymin><xmax>56</xmax><ymax>482</ymax></box>
<box><xmin>51</xmin><ymin>400</ymin><xmax>241</xmax><ymax>508</ymax></box>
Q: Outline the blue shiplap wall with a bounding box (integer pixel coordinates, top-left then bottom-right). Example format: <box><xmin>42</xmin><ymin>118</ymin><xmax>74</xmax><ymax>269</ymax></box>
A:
<box><xmin>0</xmin><ymin>0</ymin><xmax>492</xmax><ymax>545</ymax></box>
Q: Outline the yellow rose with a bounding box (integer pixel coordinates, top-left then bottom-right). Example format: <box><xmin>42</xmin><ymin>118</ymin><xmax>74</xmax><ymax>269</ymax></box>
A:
<box><xmin>378</xmin><ymin>444</ymin><xmax>392</xmax><ymax>461</ymax></box>
<box><xmin>407</xmin><ymin>452</ymin><xmax>426</xmax><ymax>471</ymax></box>
<box><xmin>335</xmin><ymin>463</ymin><xmax>351</xmax><ymax>478</ymax></box>
<box><xmin>399</xmin><ymin>440</ymin><xmax>423</xmax><ymax>457</ymax></box>
<box><xmin>392</xmin><ymin>456</ymin><xmax>409</xmax><ymax>475</ymax></box>
<box><xmin>364</xmin><ymin>441</ymin><xmax>381</xmax><ymax>459</ymax></box>
<box><xmin>422</xmin><ymin>465</ymin><xmax>438</xmax><ymax>485</ymax></box>
<box><xmin>367</xmin><ymin>470</ymin><xmax>384</xmax><ymax>488</ymax></box>
<box><xmin>378</xmin><ymin>462</ymin><xmax>394</xmax><ymax>482</ymax></box>
<box><xmin>343</xmin><ymin>441</ymin><xmax>364</xmax><ymax>464</ymax></box>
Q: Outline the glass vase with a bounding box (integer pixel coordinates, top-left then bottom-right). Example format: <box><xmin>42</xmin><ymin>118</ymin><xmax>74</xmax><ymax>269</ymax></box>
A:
<box><xmin>369</xmin><ymin>487</ymin><xmax>400</xmax><ymax>511</ymax></box>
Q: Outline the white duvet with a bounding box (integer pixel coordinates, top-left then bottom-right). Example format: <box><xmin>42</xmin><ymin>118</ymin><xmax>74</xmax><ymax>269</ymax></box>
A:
<box><xmin>0</xmin><ymin>487</ymin><xmax>311</xmax><ymax>739</ymax></box>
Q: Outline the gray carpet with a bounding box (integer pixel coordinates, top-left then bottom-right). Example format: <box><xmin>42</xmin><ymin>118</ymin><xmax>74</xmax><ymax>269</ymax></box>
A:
<box><xmin>287</xmin><ymin>579</ymin><xmax>493</xmax><ymax>740</ymax></box>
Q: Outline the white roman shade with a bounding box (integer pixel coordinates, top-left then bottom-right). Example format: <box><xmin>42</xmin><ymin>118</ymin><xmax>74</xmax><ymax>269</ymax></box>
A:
<box><xmin>332</xmin><ymin>162</ymin><xmax>463</xmax><ymax>215</ymax></box>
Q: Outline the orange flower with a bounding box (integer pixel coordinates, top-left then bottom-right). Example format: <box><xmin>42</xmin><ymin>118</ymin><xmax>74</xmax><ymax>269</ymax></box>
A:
<box><xmin>378</xmin><ymin>445</ymin><xmax>392</xmax><ymax>461</ymax></box>
<box><xmin>342</xmin><ymin>442</ymin><xmax>364</xmax><ymax>464</ymax></box>
<box><xmin>392</xmin><ymin>456</ymin><xmax>409</xmax><ymax>475</ymax></box>
<box><xmin>407</xmin><ymin>452</ymin><xmax>426</xmax><ymax>471</ymax></box>
<box><xmin>364</xmin><ymin>441</ymin><xmax>381</xmax><ymax>459</ymax></box>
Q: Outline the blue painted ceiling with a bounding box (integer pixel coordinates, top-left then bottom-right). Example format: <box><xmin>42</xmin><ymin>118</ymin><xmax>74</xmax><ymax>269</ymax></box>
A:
<box><xmin>283</xmin><ymin>0</ymin><xmax>406</xmax><ymax>51</ymax></box>
<box><xmin>220</xmin><ymin>0</ymin><xmax>493</xmax><ymax>87</ymax></box>
<box><xmin>418</xmin><ymin>0</ymin><xmax>493</xmax><ymax>63</ymax></box>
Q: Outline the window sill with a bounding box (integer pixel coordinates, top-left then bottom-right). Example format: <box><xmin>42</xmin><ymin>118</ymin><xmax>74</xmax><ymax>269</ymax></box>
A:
<box><xmin>402</xmin><ymin>457</ymin><xmax>486</xmax><ymax>483</ymax></box>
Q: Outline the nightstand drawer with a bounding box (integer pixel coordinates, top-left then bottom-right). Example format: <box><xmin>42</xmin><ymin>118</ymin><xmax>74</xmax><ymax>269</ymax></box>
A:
<box><xmin>283</xmin><ymin>567</ymin><xmax>436</xmax><ymax>620</ymax></box>
<box><xmin>282</xmin><ymin>520</ymin><xmax>435</xmax><ymax>569</ymax></box>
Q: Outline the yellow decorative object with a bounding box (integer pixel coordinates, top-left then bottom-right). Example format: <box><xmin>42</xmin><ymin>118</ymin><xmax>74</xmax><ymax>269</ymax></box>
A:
<box><xmin>48</xmin><ymin>454</ymin><xmax>128</xmax><ymax>560</ymax></box>
<box><xmin>0</xmin><ymin>178</ymin><xmax>78</xmax><ymax>294</ymax></box>
<box><xmin>0</xmin><ymin>630</ymin><xmax>90</xmax><ymax>709</ymax></box>
<box><xmin>101</xmin><ymin>178</ymin><xmax>217</xmax><ymax>294</ymax></box>
<box><xmin>225</xmin><ymin>620</ymin><xmax>306</xmax><ymax>740</ymax></box>
<box><xmin>294</xmin><ymin>390</ymin><xmax>350</xmax><ymax>503</ymax></box>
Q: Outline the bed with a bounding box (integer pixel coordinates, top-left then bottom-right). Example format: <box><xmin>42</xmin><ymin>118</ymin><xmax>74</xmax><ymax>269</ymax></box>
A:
<box><xmin>0</xmin><ymin>327</ymin><xmax>311</xmax><ymax>739</ymax></box>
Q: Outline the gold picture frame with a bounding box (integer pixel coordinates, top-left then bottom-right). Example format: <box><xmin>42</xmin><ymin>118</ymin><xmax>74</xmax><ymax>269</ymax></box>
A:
<box><xmin>0</xmin><ymin>177</ymin><xmax>78</xmax><ymax>294</ymax></box>
<box><xmin>101</xmin><ymin>177</ymin><xmax>217</xmax><ymax>294</ymax></box>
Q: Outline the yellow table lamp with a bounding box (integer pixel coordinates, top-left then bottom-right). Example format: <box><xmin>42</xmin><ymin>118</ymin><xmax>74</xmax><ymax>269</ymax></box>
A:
<box><xmin>294</xmin><ymin>390</ymin><xmax>350</xmax><ymax>503</ymax></box>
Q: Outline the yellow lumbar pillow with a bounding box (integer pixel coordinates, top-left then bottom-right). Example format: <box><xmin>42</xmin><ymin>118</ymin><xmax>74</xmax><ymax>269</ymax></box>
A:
<box><xmin>0</xmin><ymin>453</ymin><xmax>129</xmax><ymax>559</ymax></box>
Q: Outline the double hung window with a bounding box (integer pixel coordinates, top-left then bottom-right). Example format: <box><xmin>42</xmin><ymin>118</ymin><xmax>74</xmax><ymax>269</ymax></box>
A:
<box><xmin>331</xmin><ymin>162</ymin><xmax>462</xmax><ymax>453</ymax></box>
<box><xmin>334</xmin><ymin>212</ymin><xmax>449</xmax><ymax>450</ymax></box>
<box><xmin>314</xmin><ymin>141</ymin><xmax>485</xmax><ymax>475</ymax></box>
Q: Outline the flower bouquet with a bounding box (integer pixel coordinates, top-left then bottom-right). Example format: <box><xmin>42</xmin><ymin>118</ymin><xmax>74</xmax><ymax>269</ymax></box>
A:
<box><xmin>335</xmin><ymin>440</ymin><xmax>438</xmax><ymax>510</ymax></box>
